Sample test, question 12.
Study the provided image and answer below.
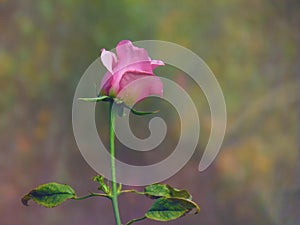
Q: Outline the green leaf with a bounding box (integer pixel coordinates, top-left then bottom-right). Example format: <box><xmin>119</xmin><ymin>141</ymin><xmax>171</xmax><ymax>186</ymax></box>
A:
<box><xmin>144</xmin><ymin>184</ymin><xmax>192</xmax><ymax>200</ymax></box>
<box><xmin>122</xmin><ymin>104</ymin><xmax>159</xmax><ymax>116</ymax></box>
<box><xmin>130</xmin><ymin>108</ymin><xmax>159</xmax><ymax>116</ymax></box>
<box><xmin>93</xmin><ymin>175</ymin><xmax>110</xmax><ymax>194</ymax></box>
<box><xmin>117</xmin><ymin>183</ymin><xmax>122</xmax><ymax>194</ymax></box>
<box><xmin>78</xmin><ymin>95</ymin><xmax>110</xmax><ymax>102</ymax></box>
<box><xmin>22</xmin><ymin>182</ymin><xmax>76</xmax><ymax>208</ymax></box>
<box><xmin>145</xmin><ymin>198</ymin><xmax>200</xmax><ymax>221</ymax></box>
<box><xmin>167</xmin><ymin>185</ymin><xmax>192</xmax><ymax>200</ymax></box>
<box><xmin>144</xmin><ymin>184</ymin><xmax>170</xmax><ymax>198</ymax></box>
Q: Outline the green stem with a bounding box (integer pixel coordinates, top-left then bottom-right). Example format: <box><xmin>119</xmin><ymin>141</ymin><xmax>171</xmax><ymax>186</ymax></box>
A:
<box><xmin>120</xmin><ymin>190</ymin><xmax>145</xmax><ymax>195</ymax></box>
<box><xmin>73</xmin><ymin>193</ymin><xmax>109</xmax><ymax>200</ymax></box>
<box><xmin>109</xmin><ymin>101</ymin><xmax>122</xmax><ymax>225</ymax></box>
<box><xmin>125</xmin><ymin>217</ymin><xmax>147</xmax><ymax>225</ymax></box>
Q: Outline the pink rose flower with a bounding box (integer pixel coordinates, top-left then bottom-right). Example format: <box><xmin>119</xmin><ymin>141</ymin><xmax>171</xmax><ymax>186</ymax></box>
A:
<box><xmin>99</xmin><ymin>40</ymin><xmax>164</xmax><ymax>105</ymax></box>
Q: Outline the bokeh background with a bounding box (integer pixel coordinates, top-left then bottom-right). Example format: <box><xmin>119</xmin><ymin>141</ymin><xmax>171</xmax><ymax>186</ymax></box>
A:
<box><xmin>1</xmin><ymin>0</ymin><xmax>299</xmax><ymax>224</ymax></box>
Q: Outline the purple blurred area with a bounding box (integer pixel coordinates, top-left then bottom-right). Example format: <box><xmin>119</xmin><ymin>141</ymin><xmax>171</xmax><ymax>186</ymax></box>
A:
<box><xmin>0</xmin><ymin>0</ymin><xmax>299</xmax><ymax>224</ymax></box>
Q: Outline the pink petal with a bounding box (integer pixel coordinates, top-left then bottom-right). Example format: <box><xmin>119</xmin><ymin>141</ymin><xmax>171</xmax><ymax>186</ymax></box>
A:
<box><xmin>99</xmin><ymin>49</ymin><xmax>116</xmax><ymax>96</ymax></box>
<box><xmin>99</xmin><ymin>40</ymin><xmax>165</xmax><ymax>100</ymax></box>
<box><xmin>151</xmin><ymin>60</ymin><xmax>165</xmax><ymax>69</ymax></box>
<box><xmin>117</xmin><ymin>72</ymin><xmax>163</xmax><ymax>105</ymax></box>
<box><xmin>110</xmin><ymin>40</ymin><xmax>160</xmax><ymax>93</ymax></box>
<box><xmin>114</xmin><ymin>40</ymin><xmax>152</xmax><ymax>73</ymax></box>
<box><xmin>99</xmin><ymin>72</ymin><xmax>113</xmax><ymax>96</ymax></box>
<box><xmin>110</xmin><ymin>64</ymin><xmax>153</xmax><ymax>94</ymax></box>
<box><xmin>119</xmin><ymin>71</ymin><xmax>153</xmax><ymax>90</ymax></box>
<box><xmin>100</xmin><ymin>48</ymin><xmax>117</xmax><ymax>73</ymax></box>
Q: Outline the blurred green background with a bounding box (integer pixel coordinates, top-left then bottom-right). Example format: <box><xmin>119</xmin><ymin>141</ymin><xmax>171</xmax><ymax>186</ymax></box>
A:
<box><xmin>1</xmin><ymin>0</ymin><xmax>299</xmax><ymax>224</ymax></box>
